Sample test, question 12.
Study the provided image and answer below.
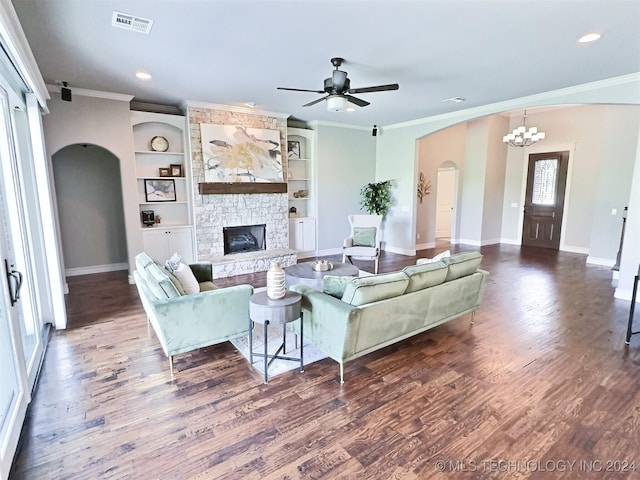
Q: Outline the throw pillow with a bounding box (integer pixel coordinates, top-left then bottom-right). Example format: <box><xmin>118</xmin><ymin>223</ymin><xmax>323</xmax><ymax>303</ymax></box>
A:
<box><xmin>353</xmin><ymin>227</ymin><xmax>376</xmax><ymax>247</ymax></box>
<box><xmin>416</xmin><ymin>249</ymin><xmax>451</xmax><ymax>265</ymax></box>
<box><xmin>165</xmin><ymin>252</ymin><xmax>182</xmax><ymax>273</ymax></box>
<box><xmin>322</xmin><ymin>275</ymin><xmax>354</xmax><ymax>298</ymax></box>
<box><xmin>173</xmin><ymin>262</ymin><xmax>200</xmax><ymax>294</ymax></box>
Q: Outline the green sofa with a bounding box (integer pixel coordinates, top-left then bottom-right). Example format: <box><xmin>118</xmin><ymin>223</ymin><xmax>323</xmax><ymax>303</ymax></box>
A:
<box><xmin>290</xmin><ymin>251</ymin><xmax>489</xmax><ymax>383</ymax></box>
<box><xmin>133</xmin><ymin>252</ymin><xmax>253</xmax><ymax>374</ymax></box>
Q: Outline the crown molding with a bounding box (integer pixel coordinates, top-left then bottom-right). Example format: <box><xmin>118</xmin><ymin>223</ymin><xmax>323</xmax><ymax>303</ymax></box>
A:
<box><xmin>184</xmin><ymin>100</ymin><xmax>290</xmax><ymax>119</ymax></box>
<box><xmin>46</xmin><ymin>84</ymin><xmax>133</xmax><ymax>102</ymax></box>
<box><xmin>385</xmin><ymin>72</ymin><xmax>640</xmax><ymax>130</ymax></box>
<box><xmin>0</xmin><ymin>0</ymin><xmax>49</xmax><ymax>109</ymax></box>
<box><xmin>308</xmin><ymin>120</ymin><xmax>370</xmax><ymax>131</ymax></box>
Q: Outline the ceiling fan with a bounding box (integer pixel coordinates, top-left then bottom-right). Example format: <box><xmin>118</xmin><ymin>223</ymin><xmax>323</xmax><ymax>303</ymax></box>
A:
<box><xmin>277</xmin><ymin>57</ymin><xmax>399</xmax><ymax>111</ymax></box>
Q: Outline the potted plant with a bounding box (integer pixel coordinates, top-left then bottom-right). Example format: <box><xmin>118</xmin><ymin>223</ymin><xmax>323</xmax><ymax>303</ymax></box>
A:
<box><xmin>360</xmin><ymin>180</ymin><xmax>393</xmax><ymax>216</ymax></box>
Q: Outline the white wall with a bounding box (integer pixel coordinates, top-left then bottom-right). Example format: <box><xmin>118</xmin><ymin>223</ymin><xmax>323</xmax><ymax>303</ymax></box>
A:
<box><xmin>500</xmin><ymin>105</ymin><xmax>639</xmax><ymax>257</ymax></box>
<box><xmin>41</xmin><ymin>92</ymin><xmax>139</xmax><ymax>275</ymax></box>
<box><xmin>377</xmin><ymin>74</ymin><xmax>640</xmax><ymax>254</ymax></box>
<box><xmin>52</xmin><ymin>144</ymin><xmax>127</xmax><ymax>272</ymax></box>
<box><xmin>481</xmin><ymin>115</ymin><xmax>509</xmax><ymax>244</ymax></box>
<box><xmin>312</xmin><ymin>122</ymin><xmax>376</xmax><ymax>254</ymax></box>
<box><xmin>416</xmin><ymin>123</ymin><xmax>466</xmax><ymax>247</ymax></box>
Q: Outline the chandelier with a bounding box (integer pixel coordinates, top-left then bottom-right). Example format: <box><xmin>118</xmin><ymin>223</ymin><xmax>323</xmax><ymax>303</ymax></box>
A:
<box><xmin>503</xmin><ymin>110</ymin><xmax>545</xmax><ymax>147</ymax></box>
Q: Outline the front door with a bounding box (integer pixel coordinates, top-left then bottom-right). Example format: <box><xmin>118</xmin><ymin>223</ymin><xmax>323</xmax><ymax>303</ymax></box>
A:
<box><xmin>522</xmin><ymin>151</ymin><xmax>569</xmax><ymax>249</ymax></box>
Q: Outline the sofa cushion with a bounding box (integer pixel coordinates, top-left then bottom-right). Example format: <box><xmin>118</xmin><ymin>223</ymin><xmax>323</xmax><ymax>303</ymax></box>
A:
<box><xmin>341</xmin><ymin>272</ymin><xmax>409</xmax><ymax>306</ymax></box>
<box><xmin>322</xmin><ymin>275</ymin><xmax>353</xmax><ymax>298</ymax></box>
<box><xmin>173</xmin><ymin>262</ymin><xmax>200</xmax><ymax>295</ymax></box>
<box><xmin>199</xmin><ymin>281</ymin><xmax>218</xmax><ymax>292</ymax></box>
<box><xmin>402</xmin><ymin>261</ymin><xmax>448</xmax><ymax>293</ymax></box>
<box><xmin>416</xmin><ymin>250</ymin><xmax>451</xmax><ymax>265</ymax></box>
<box><xmin>352</xmin><ymin>227</ymin><xmax>376</xmax><ymax>247</ymax></box>
<box><xmin>136</xmin><ymin>252</ymin><xmax>155</xmax><ymax>271</ymax></box>
<box><xmin>163</xmin><ymin>267</ymin><xmax>187</xmax><ymax>296</ymax></box>
<box><xmin>442</xmin><ymin>251</ymin><xmax>483</xmax><ymax>281</ymax></box>
<box><xmin>146</xmin><ymin>263</ymin><xmax>182</xmax><ymax>299</ymax></box>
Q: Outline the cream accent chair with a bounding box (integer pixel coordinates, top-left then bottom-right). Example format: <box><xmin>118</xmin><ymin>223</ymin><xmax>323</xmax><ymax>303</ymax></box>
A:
<box><xmin>342</xmin><ymin>214</ymin><xmax>383</xmax><ymax>274</ymax></box>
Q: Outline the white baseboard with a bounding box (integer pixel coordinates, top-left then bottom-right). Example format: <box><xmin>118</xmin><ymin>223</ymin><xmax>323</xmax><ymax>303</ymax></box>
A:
<box><xmin>457</xmin><ymin>238</ymin><xmax>501</xmax><ymax>247</ymax></box>
<box><xmin>560</xmin><ymin>245</ymin><xmax>589</xmax><ymax>255</ymax></box>
<box><xmin>65</xmin><ymin>262</ymin><xmax>128</xmax><ymax>277</ymax></box>
<box><xmin>128</xmin><ymin>274</ymin><xmax>135</xmax><ymax>285</ymax></box>
<box><xmin>614</xmin><ymin>287</ymin><xmax>633</xmax><ymax>302</ymax></box>
<box><xmin>500</xmin><ymin>238</ymin><xmax>521</xmax><ymax>245</ymax></box>
<box><xmin>383</xmin><ymin>245</ymin><xmax>417</xmax><ymax>256</ymax></box>
<box><xmin>297</xmin><ymin>251</ymin><xmax>319</xmax><ymax>260</ymax></box>
<box><xmin>415</xmin><ymin>242</ymin><xmax>436</xmax><ymax>251</ymax></box>
<box><xmin>586</xmin><ymin>256</ymin><xmax>615</xmax><ymax>267</ymax></box>
<box><xmin>316</xmin><ymin>247</ymin><xmax>342</xmax><ymax>257</ymax></box>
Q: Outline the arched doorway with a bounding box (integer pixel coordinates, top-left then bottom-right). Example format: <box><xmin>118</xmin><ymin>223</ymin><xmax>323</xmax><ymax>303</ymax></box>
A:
<box><xmin>52</xmin><ymin>144</ymin><xmax>128</xmax><ymax>279</ymax></box>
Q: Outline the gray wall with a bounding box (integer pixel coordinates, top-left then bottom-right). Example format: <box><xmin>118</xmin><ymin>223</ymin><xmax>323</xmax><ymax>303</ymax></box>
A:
<box><xmin>312</xmin><ymin>122</ymin><xmax>376</xmax><ymax>253</ymax></box>
<box><xmin>459</xmin><ymin>119</ymin><xmax>489</xmax><ymax>243</ymax></box>
<box><xmin>481</xmin><ymin>115</ymin><xmax>509</xmax><ymax>243</ymax></box>
<box><xmin>52</xmin><ymin>144</ymin><xmax>127</xmax><ymax>270</ymax></box>
<box><xmin>42</xmin><ymin>93</ymin><xmax>138</xmax><ymax>277</ymax></box>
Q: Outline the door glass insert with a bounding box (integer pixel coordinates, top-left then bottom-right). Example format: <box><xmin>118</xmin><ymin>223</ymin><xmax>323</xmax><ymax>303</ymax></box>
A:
<box><xmin>532</xmin><ymin>159</ymin><xmax>558</xmax><ymax>205</ymax></box>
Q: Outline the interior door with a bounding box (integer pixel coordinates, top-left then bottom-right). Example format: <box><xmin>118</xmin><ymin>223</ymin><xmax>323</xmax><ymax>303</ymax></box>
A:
<box><xmin>522</xmin><ymin>151</ymin><xmax>569</xmax><ymax>249</ymax></box>
<box><xmin>435</xmin><ymin>168</ymin><xmax>456</xmax><ymax>238</ymax></box>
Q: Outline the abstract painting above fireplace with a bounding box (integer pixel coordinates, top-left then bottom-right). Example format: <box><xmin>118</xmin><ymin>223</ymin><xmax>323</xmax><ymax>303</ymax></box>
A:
<box><xmin>200</xmin><ymin>124</ymin><xmax>283</xmax><ymax>183</ymax></box>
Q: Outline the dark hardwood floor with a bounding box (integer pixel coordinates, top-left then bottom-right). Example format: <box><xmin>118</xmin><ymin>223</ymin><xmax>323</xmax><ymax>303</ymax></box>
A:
<box><xmin>10</xmin><ymin>244</ymin><xmax>640</xmax><ymax>479</ymax></box>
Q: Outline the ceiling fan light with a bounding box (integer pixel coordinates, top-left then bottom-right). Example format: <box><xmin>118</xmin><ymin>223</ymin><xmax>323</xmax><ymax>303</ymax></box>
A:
<box><xmin>326</xmin><ymin>95</ymin><xmax>348</xmax><ymax>112</ymax></box>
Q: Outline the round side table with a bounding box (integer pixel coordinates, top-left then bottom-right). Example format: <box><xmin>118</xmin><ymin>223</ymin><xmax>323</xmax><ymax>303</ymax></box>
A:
<box><xmin>249</xmin><ymin>290</ymin><xmax>303</xmax><ymax>383</ymax></box>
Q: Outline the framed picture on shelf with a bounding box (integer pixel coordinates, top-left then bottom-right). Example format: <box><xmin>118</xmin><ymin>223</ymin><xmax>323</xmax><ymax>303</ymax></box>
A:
<box><xmin>144</xmin><ymin>179</ymin><xmax>176</xmax><ymax>202</ymax></box>
<box><xmin>170</xmin><ymin>164</ymin><xmax>182</xmax><ymax>177</ymax></box>
<box><xmin>159</xmin><ymin>167</ymin><xmax>171</xmax><ymax>177</ymax></box>
<box><xmin>288</xmin><ymin>140</ymin><xmax>301</xmax><ymax>159</ymax></box>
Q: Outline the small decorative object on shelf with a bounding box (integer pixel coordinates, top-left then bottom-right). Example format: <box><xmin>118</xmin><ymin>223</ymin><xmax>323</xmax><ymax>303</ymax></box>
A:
<box><xmin>288</xmin><ymin>140</ymin><xmax>301</xmax><ymax>159</ymax></box>
<box><xmin>298</xmin><ymin>189</ymin><xmax>308</xmax><ymax>198</ymax></box>
<box><xmin>144</xmin><ymin>179</ymin><xmax>176</xmax><ymax>202</ymax></box>
<box><xmin>159</xmin><ymin>167</ymin><xmax>170</xmax><ymax>177</ymax></box>
<box><xmin>293</xmin><ymin>191</ymin><xmax>299</xmax><ymax>198</ymax></box>
<box><xmin>289</xmin><ymin>206</ymin><xmax>297</xmax><ymax>217</ymax></box>
<box><xmin>266</xmin><ymin>261</ymin><xmax>286</xmax><ymax>299</ymax></box>
<box><xmin>312</xmin><ymin>260</ymin><xmax>333</xmax><ymax>272</ymax></box>
<box><xmin>170</xmin><ymin>164</ymin><xmax>182</xmax><ymax>177</ymax></box>
<box><xmin>150</xmin><ymin>135</ymin><xmax>169</xmax><ymax>152</ymax></box>
<box><xmin>141</xmin><ymin>210</ymin><xmax>155</xmax><ymax>227</ymax></box>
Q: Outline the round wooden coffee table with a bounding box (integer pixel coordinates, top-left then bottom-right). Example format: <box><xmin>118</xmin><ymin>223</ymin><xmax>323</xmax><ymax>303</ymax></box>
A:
<box><xmin>284</xmin><ymin>261</ymin><xmax>359</xmax><ymax>291</ymax></box>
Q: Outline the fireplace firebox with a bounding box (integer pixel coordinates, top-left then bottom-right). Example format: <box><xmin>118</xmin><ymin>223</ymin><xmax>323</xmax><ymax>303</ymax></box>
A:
<box><xmin>223</xmin><ymin>224</ymin><xmax>266</xmax><ymax>255</ymax></box>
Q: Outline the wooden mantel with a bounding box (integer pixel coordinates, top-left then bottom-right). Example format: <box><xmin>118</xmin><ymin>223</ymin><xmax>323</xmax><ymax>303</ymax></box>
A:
<box><xmin>198</xmin><ymin>182</ymin><xmax>287</xmax><ymax>195</ymax></box>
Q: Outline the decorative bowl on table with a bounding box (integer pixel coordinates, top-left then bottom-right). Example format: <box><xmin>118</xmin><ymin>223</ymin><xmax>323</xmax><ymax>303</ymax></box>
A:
<box><xmin>311</xmin><ymin>260</ymin><xmax>333</xmax><ymax>272</ymax></box>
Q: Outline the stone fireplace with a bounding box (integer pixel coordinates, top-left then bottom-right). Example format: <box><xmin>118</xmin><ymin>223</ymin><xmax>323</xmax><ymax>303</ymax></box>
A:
<box><xmin>187</xmin><ymin>103</ymin><xmax>296</xmax><ymax>278</ymax></box>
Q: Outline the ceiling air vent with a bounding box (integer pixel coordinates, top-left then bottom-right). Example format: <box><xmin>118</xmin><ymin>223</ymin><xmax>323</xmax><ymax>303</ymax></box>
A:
<box><xmin>111</xmin><ymin>11</ymin><xmax>153</xmax><ymax>34</ymax></box>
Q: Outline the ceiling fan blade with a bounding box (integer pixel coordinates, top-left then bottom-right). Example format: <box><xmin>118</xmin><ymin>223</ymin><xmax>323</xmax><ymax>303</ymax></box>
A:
<box><xmin>348</xmin><ymin>83</ymin><xmax>399</xmax><ymax>94</ymax></box>
<box><xmin>302</xmin><ymin>96</ymin><xmax>328</xmax><ymax>107</ymax></box>
<box><xmin>344</xmin><ymin>95</ymin><xmax>370</xmax><ymax>107</ymax></box>
<box><xmin>277</xmin><ymin>87</ymin><xmax>325</xmax><ymax>94</ymax></box>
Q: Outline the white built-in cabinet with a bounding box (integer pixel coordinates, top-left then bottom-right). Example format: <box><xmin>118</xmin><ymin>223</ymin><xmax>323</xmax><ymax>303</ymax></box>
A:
<box><xmin>287</xmin><ymin>127</ymin><xmax>317</xmax><ymax>257</ymax></box>
<box><xmin>132</xmin><ymin>111</ymin><xmax>195</xmax><ymax>263</ymax></box>
<box><xmin>289</xmin><ymin>217</ymin><xmax>316</xmax><ymax>254</ymax></box>
<box><xmin>142</xmin><ymin>227</ymin><xmax>194</xmax><ymax>264</ymax></box>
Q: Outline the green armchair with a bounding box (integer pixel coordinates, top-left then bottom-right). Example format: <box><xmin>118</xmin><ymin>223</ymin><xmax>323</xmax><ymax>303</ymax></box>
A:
<box><xmin>133</xmin><ymin>252</ymin><xmax>253</xmax><ymax>374</ymax></box>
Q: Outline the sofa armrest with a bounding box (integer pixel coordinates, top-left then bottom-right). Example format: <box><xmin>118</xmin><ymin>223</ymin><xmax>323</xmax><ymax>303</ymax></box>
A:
<box><xmin>343</xmin><ymin>237</ymin><xmax>354</xmax><ymax>248</ymax></box>
<box><xmin>290</xmin><ymin>284</ymin><xmax>361</xmax><ymax>362</ymax></box>
<box><xmin>189</xmin><ymin>262</ymin><xmax>213</xmax><ymax>283</ymax></box>
<box><xmin>150</xmin><ymin>284</ymin><xmax>253</xmax><ymax>356</ymax></box>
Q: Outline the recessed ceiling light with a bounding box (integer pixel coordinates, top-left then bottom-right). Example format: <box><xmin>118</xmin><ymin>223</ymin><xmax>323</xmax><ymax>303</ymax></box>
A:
<box><xmin>578</xmin><ymin>32</ymin><xmax>601</xmax><ymax>43</ymax></box>
<box><xmin>346</xmin><ymin>107</ymin><xmax>355</xmax><ymax>112</ymax></box>
<box><xmin>135</xmin><ymin>71</ymin><xmax>152</xmax><ymax>81</ymax></box>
